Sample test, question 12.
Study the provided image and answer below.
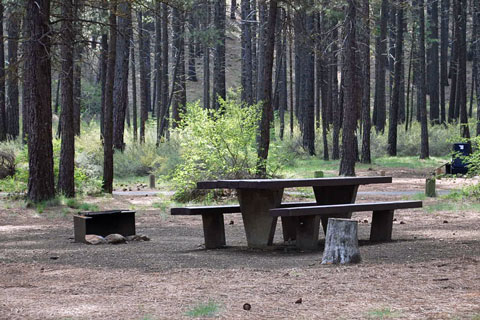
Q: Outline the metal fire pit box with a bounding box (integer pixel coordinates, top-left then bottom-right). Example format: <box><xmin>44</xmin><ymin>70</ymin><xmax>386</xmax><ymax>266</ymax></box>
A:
<box><xmin>73</xmin><ymin>210</ymin><xmax>136</xmax><ymax>243</ymax></box>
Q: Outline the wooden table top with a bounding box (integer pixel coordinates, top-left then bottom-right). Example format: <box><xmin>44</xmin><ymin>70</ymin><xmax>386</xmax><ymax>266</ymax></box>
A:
<box><xmin>197</xmin><ymin>176</ymin><xmax>392</xmax><ymax>189</ymax></box>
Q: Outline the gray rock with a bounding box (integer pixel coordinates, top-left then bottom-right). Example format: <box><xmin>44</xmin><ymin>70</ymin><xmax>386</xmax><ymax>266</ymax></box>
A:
<box><xmin>105</xmin><ymin>234</ymin><xmax>127</xmax><ymax>244</ymax></box>
<box><xmin>85</xmin><ymin>234</ymin><xmax>107</xmax><ymax>245</ymax></box>
<box><xmin>126</xmin><ymin>234</ymin><xmax>151</xmax><ymax>242</ymax></box>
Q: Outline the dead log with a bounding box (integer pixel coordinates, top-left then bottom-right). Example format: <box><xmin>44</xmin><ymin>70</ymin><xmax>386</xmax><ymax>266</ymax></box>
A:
<box><xmin>321</xmin><ymin>218</ymin><xmax>361</xmax><ymax>264</ymax></box>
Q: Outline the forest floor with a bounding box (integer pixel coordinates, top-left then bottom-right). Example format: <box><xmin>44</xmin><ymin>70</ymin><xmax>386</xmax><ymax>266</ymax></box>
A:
<box><xmin>1</xmin><ymin>167</ymin><xmax>480</xmax><ymax>319</ymax></box>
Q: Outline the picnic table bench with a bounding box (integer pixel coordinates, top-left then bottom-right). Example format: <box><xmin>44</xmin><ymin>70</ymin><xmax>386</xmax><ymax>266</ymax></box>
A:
<box><xmin>171</xmin><ymin>176</ymin><xmax>409</xmax><ymax>249</ymax></box>
<box><xmin>270</xmin><ymin>200</ymin><xmax>422</xmax><ymax>250</ymax></box>
<box><xmin>172</xmin><ymin>201</ymin><xmax>317</xmax><ymax>249</ymax></box>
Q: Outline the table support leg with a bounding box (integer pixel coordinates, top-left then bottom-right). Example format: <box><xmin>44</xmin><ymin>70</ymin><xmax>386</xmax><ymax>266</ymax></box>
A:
<box><xmin>202</xmin><ymin>214</ymin><xmax>226</xmax><ymax>249</ymax></box>
<box><xmin>281</xmin><ymin>217</ymin><xmax>297</xmax><ymax>242</ymax></box>
<box><xmin>296</xmin><ymin>215</ymin><xmax>321</xmax><ymax>250</ymax></box>
<box><xmin>370</xmin><ymin>210</ymin><xmax>394</xmax><ymax>241</ymax></box>
<box><xmin>313</xmin><ymin>185</ymin><xmax>359</xmax><ymax>235</ymax></box>
<box><xmin>238</xmin><ymin>188</ymin><xmax>284</xmax><ymax>248</ymax></box>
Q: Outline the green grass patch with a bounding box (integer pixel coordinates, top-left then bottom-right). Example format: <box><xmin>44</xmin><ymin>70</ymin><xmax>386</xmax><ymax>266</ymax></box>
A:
<box><xmin>409</xmin><ymin>192</ymin><xmax>427</xmax><ymax>201</ymax></box>
<box><xmin>64</xmin><ymin>198</ymin><xmax>98</xmax><ymax>211</ymax></box>
<box><xmin>423</xmin><ymin>200</ymin><xmax>480</xmax><ymax>213</ymax></box>
<box><xmin>367</xmin><ymin>307</ymin><xmax>401</xmax><ymax>319</ymax></box>
<box><xmin>281</xmin><ymin>156</ymin><xmax>449</xmax><ymax>179</ymax></box>
<box><xmin>185</xmin><ymin>300</ymin><xmax>220</xmax><ymax>318</ymax></box>
<box><xmin>371</xmin><ymin>156</ymin><xmax>447</xmax><ymax>169</ymax></box>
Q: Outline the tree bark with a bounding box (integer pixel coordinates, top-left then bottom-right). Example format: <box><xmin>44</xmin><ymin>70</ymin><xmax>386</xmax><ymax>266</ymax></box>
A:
<box><xmin>256</xmin><ymin>0</ymin><xmax>277</xmax><ymax>176</ymax></box>
<box><xmin>302</xmin><ymin>7</ymin><xmax>315</xmax><ymax>156</ymax></box>
<box><xmin>331</xmin><ymin>27</ymin><xmax>341</xmax><ymax>160</ymax></box>
<box><xmin>171</xmin><ymin>7</ymin><xmax>186</xmax><ymax>127</ymax></box>
<box><xmin>6</xmin><ymin>8</ymin><xmax>20</xmax><ymax>140</ymax></box>
<box><xmin>373</xmin><ymin>0</ymin><xmax>388</xmax><ymax>133</ymax></box>
<box><xmin>155</xmin><ymin>0</ymin><xmax>162</xmax><ymax>145</ymax></box>
<box><xmin>58</xmin><ymin>0</ymin><xmax>75</xmax><ymax>197</ymax></box>
<box><xmin>440</xmin><ymin>0</ymin><xmax>449</xmax><ymax>124</ymax></box>
<box><xmin>339</xmin><ymin>0</ymin><xmax>360</xmax><ymax>176</ymax></box>
<box><xmin>158</xmin><ymin>3</ymin><xmax>169</xmax><ymax>137</ymax></box>
<box><xmin>213</xmin><ymin>0</ymin><xmax>226</xmax><ymax>110</ymax></box>
<box><xmin>25</xmin><ymin>0</ymin><xmax>55</xmax><ymax>202</ymax></box>
<box><xmin>241</xmin><ymin>0</ymin><xmax>253</xmax><ymax>105</ymax></box>
<box><xmin>416</xmin><ymin>0</ymin><xmax>429</xmax><ymax>159</ymax></box>
<box><xmin>99</xmin><ymin>33</ymin><xmax>108</xmax><ymax>140</ymax></box>
<box><xmin>448</xmin><ymin>0</ymin><xmax>458</xmax><ymax>122</ymax></box>
<box><xmin>130</xmin><ymin>25</ymin><xmax>137</xmax><ymax>141</ymax></box>
<box><xmin>427</xmin><ymin>0</ymin><xmax>440</xmax><ymax>124</ymax></box>
<box><xmin>203</xmin><ymin>0</ymin><xmax>210</xmax><ymax>109</ymax></box>
<box><xmin>0</xmin><ymin>1</ymin><xmax>5</xmax><ymax>141</ymax></box>
<box><xmin>360</xmin><ymin>0</ymin><xmax>371</xmax><ymax>164</ymax></box>
<box><xmin>103</xmin><ymin>1</ymin><xmax>117</xmax><ymax>193</ymax></box>
<box><xmin>72</xmin><ymin>0</ymin><xmax>83</xmax><ymax>136</ymax></box>
<box><xmin>137</xmin><ymin>11</ymin><xmax>147</xmax><ymax>143</ymax></box>
<box><xmin>474</xmin><ymin>0</ymin><xmax>480</xmax><ymax>135</ymax></box>
<box><xmin>113</xmin><ymin>1</ymin><xmax>131</xmax><ymax>151</ymax></box>
<box><xmin>456</xmin><ymin>0</ymin><xmax>469</xmax><ymax>138</ymax></box>
<box><xmin>388</xmin><ymin>0</ymin><xmax>404</xmax><ymax>157</ymax></box>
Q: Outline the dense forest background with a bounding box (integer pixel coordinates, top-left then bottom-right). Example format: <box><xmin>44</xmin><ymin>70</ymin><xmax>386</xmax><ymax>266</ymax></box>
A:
<box><xmin>0</xmin><ymin>0</ymin><xmax>479</xmax><ymax>202</ymax></box>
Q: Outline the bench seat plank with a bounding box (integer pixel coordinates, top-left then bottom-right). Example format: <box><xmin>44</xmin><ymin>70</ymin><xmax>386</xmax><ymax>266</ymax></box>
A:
<box><xmin>270</xmin><ymin>201</ymin><xmax>422</xmax><ymax>217</ymax></box>
<box><xmin>171</xmin><ymin>202</ymin><xmax>319</xmax><ymax>216</ymax></box>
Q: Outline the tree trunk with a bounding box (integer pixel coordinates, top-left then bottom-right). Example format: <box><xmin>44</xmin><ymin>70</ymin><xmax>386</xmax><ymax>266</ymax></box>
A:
<box><xmin>339</xmin><ymin>0</ymin><xmax>359</xmax><ymax>177</ymax></box>
<box><xmin>0</xmin><ymin>1</ymin><xmax>5</xmax><ymax>142</ymax></box>
<box><xmin>113</xmin><ymin>1</ymin><xmax>131</xmax><ymax>151</ymax></box>
<box><xmin>155</xmin><ymin>0</ymin><xmax>162</xmax><ymax>145</ymax></box>
<box><xmin>137</xmin><ymin>11</ymin><xmax>147</xmax><ymax>143</ymax></box>
<box><xmin>130</xmin><ymin>27</ymin><xmax>137</xmax><ymax>141</ymax></box>
<box><xmin>171</xmin><ymin>7</ymin><xmax>186</xmax><ymax>127</ymax></box>
<box><xmin>373</xmin><ymin>0</ymin><xmax>388</xmax><ymax>133</ymax></box>
<box><xmin>416</xmin><ymin>0</ymin><xmax>429</xmax><ymax>159</ymax></box>
<box><xmin>72</xmin><ymin>0</ymin><xmax>83</xmax><ymax>136</ymax></box>
<box><xmin>256</xmin><ymin>0</ymin><xmax>277</xmax><ymax>176</ymax></box>
<box><xmin>360</xmin><ymin>0</ymin><xmax>371</xmax><ymax>164</ymax></box>
<box><xmin>318</xmin><ymin>11</ymin><xmax>329</xmax><ymax>160</ymax></box>
<box><xmin>331</xmin><ymin>27</ymin><xmax>341</xmax><ymax>160</ymax></box>
<box><xmin>474</xmin><ymin>0</ymin><xmax>480</xmax><ymax>135</ymax></box>
<box><xmin>58</xmin><ymin>0</ymin><xmax>75</xmax><ymax>198</ymax></box>
<box><xmin>427</xmin><ymin>0</ymin><xmax>440</xmax><ymax>124</ymax></box>
<box><xmin>440</xmin><ymin>0</ymin><xmax>449</xmax><ymax>124</ymax></box>
<box><xmin>25</xmin><ymin>0</ymin><xmax>55</xmax><ymax>202</ymax></box>
<box><xmin>241</xmin><ymin>0</ymin><xmax>253</xmax><ymax>105</ymax></box>
<box><xmin>302</xmin><ymin>8</ymin><xmax>315</xmax><ymax>156</ymax></box>
<box><xmin>158</xmin><ymin>4</ymin><xmax>169</xmax><ymax>137</ymax></box>
<box><xmin>448</xmin><ymin>0</ymin><xmax>458</xmax><ymax>122</ymax></box>
<box><xmin>103</xmin><ymin>1</ymin><xmax>117</xmax><ymax>193</ymax></box>
<box><xmin>203</xmin><ymin>0</ymin><xmax>210</xmax><ymax>109</ymax></box>
<box><xmin>388</xmin><ymin>0</ymin><xmax>404</xmax><ymax>157</ymax></box>
<box><xmin>6</xmin><ymin>8</ymin><xmax>20</xmax><ymax>140</ymax></box>
<box><xmin>99</xmin><ymin>33</ymin><xmax>108</xmax><ymax>140</ymax></box>
<box><xmin>213</xmin><ymin>0</ymin><xmax>226</xmax><ymax>110</ymax></box>
<box><xmin>187</xmin><ymin>13</ymin><xmax>198</xmax><ymax>82</ymax></box>
<box><xmin>456</xmin><ymin>0</ymin><xmax>469</xmax><ymax>138</ymax></box>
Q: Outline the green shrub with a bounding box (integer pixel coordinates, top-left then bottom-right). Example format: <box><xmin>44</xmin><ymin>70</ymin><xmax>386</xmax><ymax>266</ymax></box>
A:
<box><xmin>171</xmin><ymin>99</ymin><xmax>276</xmax><ymax>201</ymax></box>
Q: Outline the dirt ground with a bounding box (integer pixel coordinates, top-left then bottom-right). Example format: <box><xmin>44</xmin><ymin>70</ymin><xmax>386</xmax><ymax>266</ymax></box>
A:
<box><xmin>1</xmin><ymin>171</ymin><xmax>479</xmax><ymax>319</ymax></box>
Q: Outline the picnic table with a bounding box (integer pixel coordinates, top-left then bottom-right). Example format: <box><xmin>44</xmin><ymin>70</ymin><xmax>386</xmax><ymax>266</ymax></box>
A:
<box><xmin>192</xmin><ymin>176</ymin><xmax>393</xmax><ymax>248</ymax></box>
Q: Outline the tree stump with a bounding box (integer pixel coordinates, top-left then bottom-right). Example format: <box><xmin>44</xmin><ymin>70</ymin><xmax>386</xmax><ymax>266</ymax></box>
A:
<box><xmin>425</xmin><ymin>178</ymin><xmax>436</xmax><ymax>197</ymax></box>
<box><xmin>149</xmin><ymin>174</ymin><xmax>156</xmax><ymax>189</ymax></box>
<box><xmin>321</xmin><ymin>218</ymin><xmax>361</xmax><ymax>265</ymax></box>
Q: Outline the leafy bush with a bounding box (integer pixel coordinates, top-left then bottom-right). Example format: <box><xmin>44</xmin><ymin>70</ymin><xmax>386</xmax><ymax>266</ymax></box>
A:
<box><xmin>171</xmin><ymin>99</ymin><xmax>274</xmax><ymax>201</ymax></box>
<box><xmin>370</xmin><ymin>122</ymin><xmax>459</xmax><ymax>158</ymax></box>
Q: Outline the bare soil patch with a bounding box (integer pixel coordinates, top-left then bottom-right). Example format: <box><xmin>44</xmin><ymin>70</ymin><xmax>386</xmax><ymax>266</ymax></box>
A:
<box><xmin>1</xmin><ymin>175</ymin><xmax>479</xmax><ymax>319</ymax></box>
